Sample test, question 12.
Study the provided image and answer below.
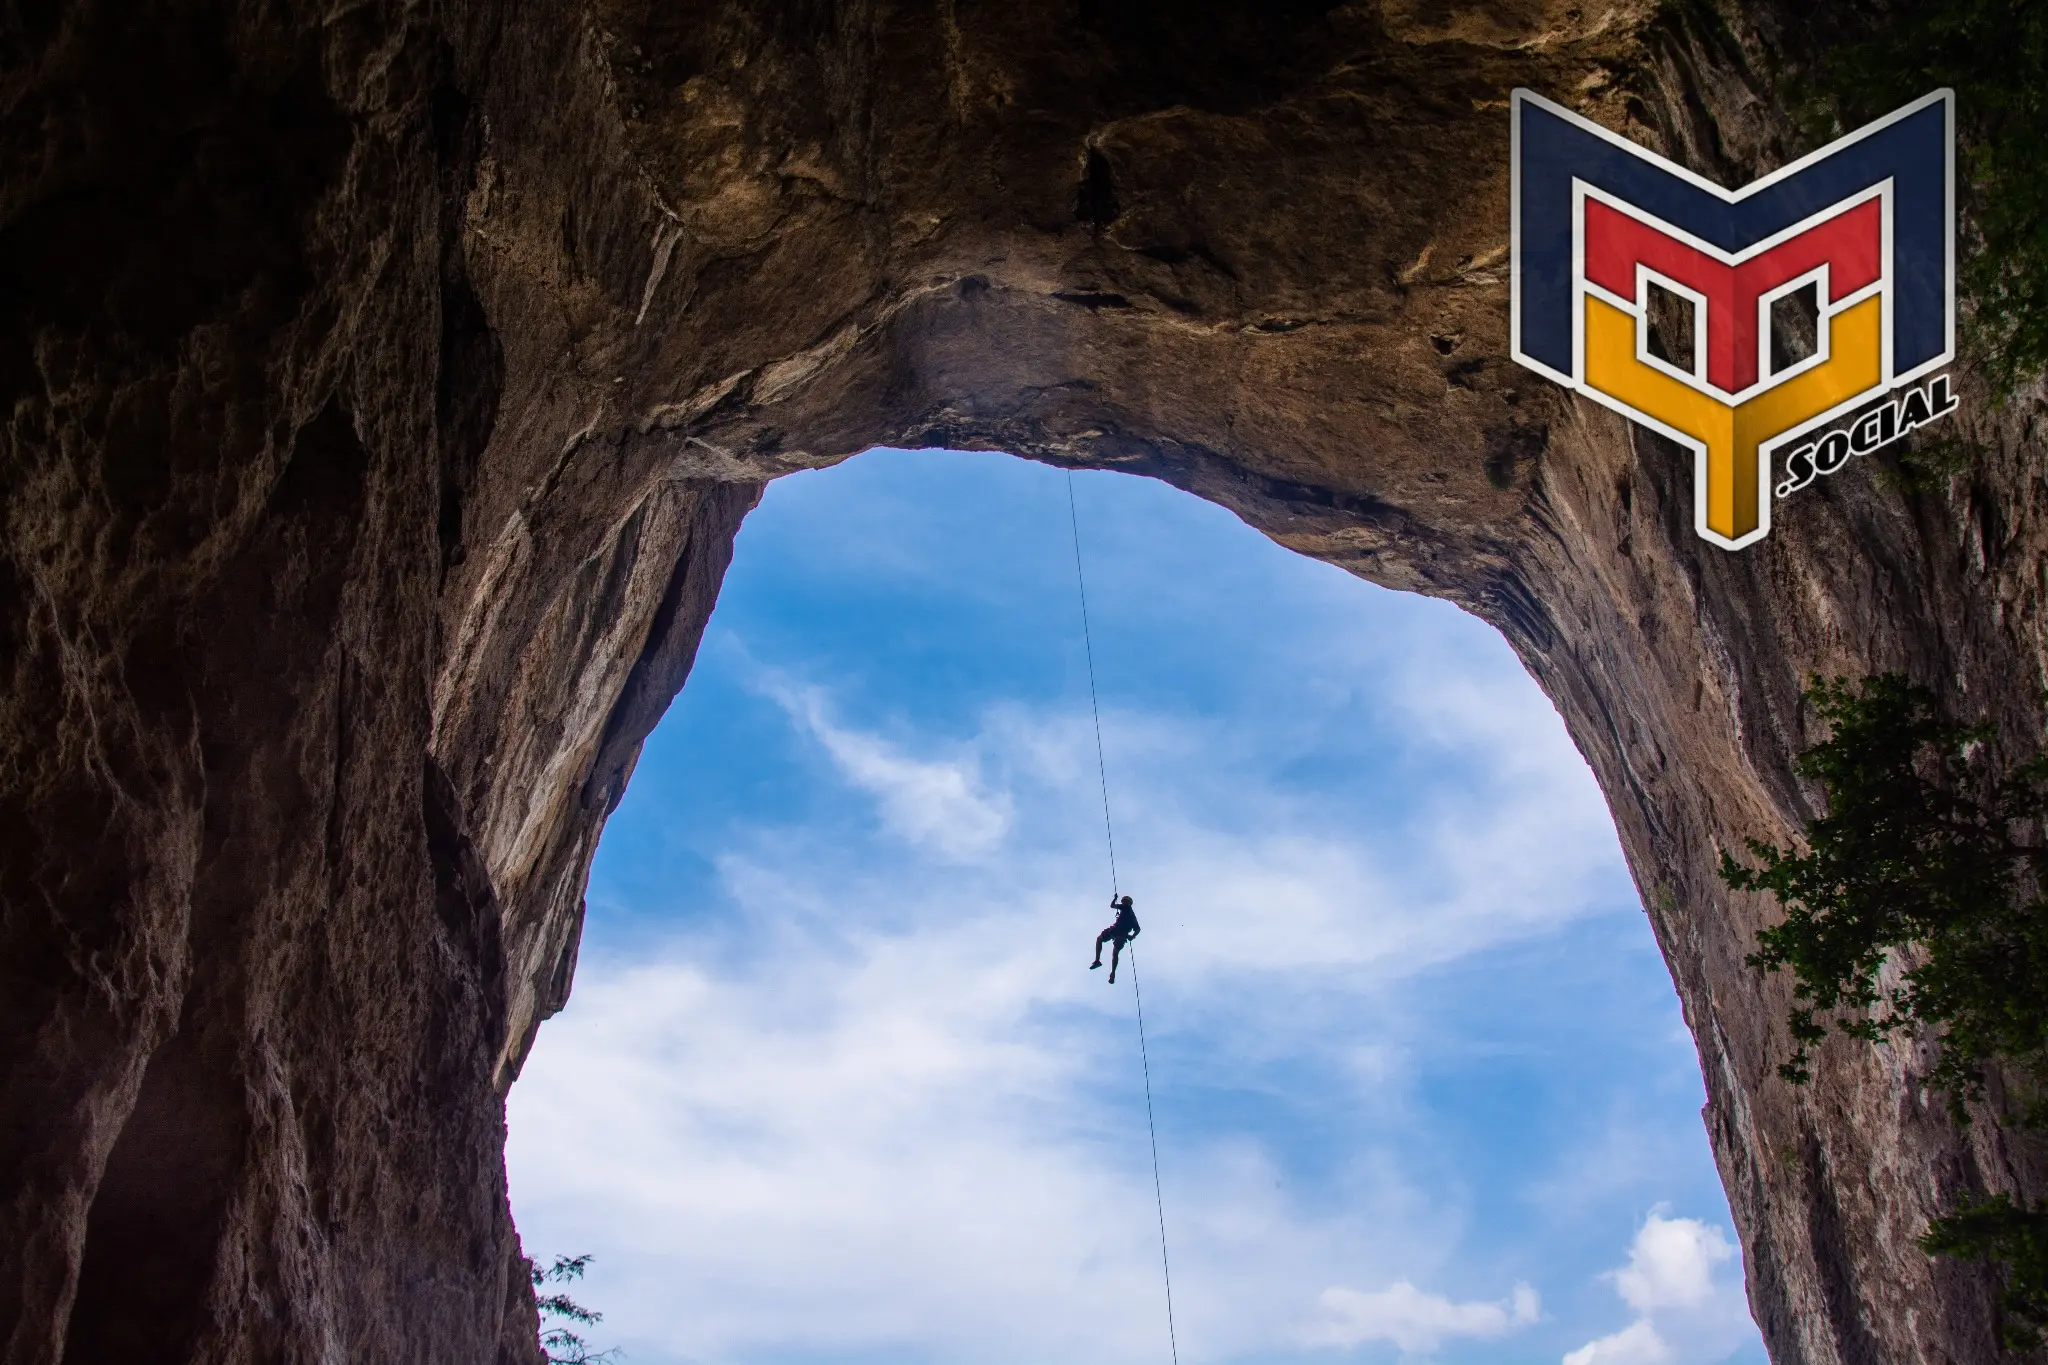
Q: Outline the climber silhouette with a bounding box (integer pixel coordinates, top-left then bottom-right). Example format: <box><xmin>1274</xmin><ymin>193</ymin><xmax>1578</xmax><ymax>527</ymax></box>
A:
<box><xmin>1091</xmin><ymin>895</ymin><xmax>1141</xmax><ymax>983</ymax></box>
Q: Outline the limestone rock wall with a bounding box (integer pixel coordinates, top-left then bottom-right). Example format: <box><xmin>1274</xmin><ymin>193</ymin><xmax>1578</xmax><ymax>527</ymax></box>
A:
<box><xmin>1</xmin><ymin>1</ymin><xmax>2040</xmax><ymax>1361</ymax></box>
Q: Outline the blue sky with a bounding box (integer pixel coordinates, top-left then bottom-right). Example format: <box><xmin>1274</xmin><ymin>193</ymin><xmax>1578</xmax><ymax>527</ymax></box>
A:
<box><xmin>505</xmin><ymin>448</ymin><xmax>1768</xmax><ymax>1365</ymax></box>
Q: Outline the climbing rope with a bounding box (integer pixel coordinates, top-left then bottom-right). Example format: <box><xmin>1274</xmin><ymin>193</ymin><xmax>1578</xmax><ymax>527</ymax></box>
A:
<box><xmin>1066</xmin><ymin>472</ymin><xmax>1119</xmax><ymax>899</ymax></box>
<box><xmin>1065</xmin><ymin>470</ymin><xmax>1180</xmax><ymax>1365</ymax></box>
<box><xmin>1128</xmin><ymin>946</ymin><xmax>1181</xmax><ymax>1365</ymax></box>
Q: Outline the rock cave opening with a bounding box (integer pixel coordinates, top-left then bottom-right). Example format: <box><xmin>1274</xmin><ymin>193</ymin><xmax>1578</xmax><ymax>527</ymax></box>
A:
<box><xmin>13</xmin><ymin>5</ymin><xmax>2043</xmax><ymax>1357</ymax></box>
<box><xmin>502</xmin><ymin>446</ymin><xmax>1766</xmax><ymax>1365</ymax></box>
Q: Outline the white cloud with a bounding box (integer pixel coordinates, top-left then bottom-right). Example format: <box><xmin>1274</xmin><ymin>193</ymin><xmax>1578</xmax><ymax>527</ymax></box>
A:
<box><xmin>1614</xmin><ymin>1210</ymin><xmax>1734</xmax><ymax>1314</ymax></box>
<box><xmin>1564</xmin><ymin>1211</ymin><xmax>1754</xmax><ymax>1365</ymax></box>
<box><xmin>763</xmin><ymin>675</ymin><xmax>1012</xmax><ymax>860</ymax></box>
<box><xmin>1565</xmin><ymin>1317</ymin><xmax>1674</xmax><ymax>1365</ymax></box>
<box><xmin>1306</xmin><ymin>1279</ymin><xmax>1540</xmax><ymax>1352</ymax></box>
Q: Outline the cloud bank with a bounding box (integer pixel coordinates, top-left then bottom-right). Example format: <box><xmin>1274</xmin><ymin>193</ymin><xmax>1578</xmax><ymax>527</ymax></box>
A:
<box><xmin>763</xmin><ymin>673</ymin><xmax>1013</xmax><ymax>860</ymax></box>
<box><xmin>1565</xmin><ymin>1211</ymin><xmax>1754</xmax><ymax>1365</ymax></box>
<box><xmin>1307</xmin><ymin>1279</ymin><xmax>1541</xmax><ymax>1352</ymax></box>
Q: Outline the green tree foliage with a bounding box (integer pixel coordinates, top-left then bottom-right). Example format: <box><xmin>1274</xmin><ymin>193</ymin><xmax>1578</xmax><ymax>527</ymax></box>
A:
<box><xmin>1810</xmin><ymin>0</ymin><xmax>2048</xmax><ymax>395</ymax></box>
<box><xmin>1719</xmin><ymin>675</ymin><xmax>2048</xmax><ymax>1098</ymax></box>
<box><xmin>1923</xmin><ymin>1194</ymin><xmax>2048</xmax><ymax>1350</ymax></box>
<box><xmin>1719</xmin><ymin>675</ymin><xmax>2048</xmax><ymax>1348</ymax></box>
<box><xmin>532</xmin><ymin>1255</ymin><xmax>620</xmax><ymax>1364</ymax></box>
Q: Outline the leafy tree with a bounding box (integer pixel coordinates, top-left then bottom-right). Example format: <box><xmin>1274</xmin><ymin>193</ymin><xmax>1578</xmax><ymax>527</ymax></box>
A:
<box><xmin>1720</xmin><ymin>675</ymin><xmax>2048</xmax><ymax>1348</ymax></box>
<box><xmin>1923</xmin><ymin>1195</ymin><xmax>2048</xmax><ymax>1350</ymax></box>
<box><xmin>532</xmin><ymin>1255</ymin><xmax>620</xmax><ymax>1364</ymax></box>
<box><xmin>1719</xmin><ymin>675</ymin><xmax>2048</xmax><ymax>1099</ymax></box>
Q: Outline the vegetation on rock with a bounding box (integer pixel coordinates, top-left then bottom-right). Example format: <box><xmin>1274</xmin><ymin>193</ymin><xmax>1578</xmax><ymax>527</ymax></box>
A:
<box><xmin>1721</xmin><ymin>674</ymin><xmax>2048</xmax><ymax>1347</ymax></box>
<box><xmin>1921</xmin><ymin>1194</ymin><xmax>2048</xmax><ymax>1350</ymax></box>
<box><xmin>533</xmin><ymin>1255</ymin><xmax>620</xmax><ymax>1364</ymax></box>
<box><xmin>1808</xmin><ymin>0</ymin><xmax>2048</xmax><ymax>396</ymax></box>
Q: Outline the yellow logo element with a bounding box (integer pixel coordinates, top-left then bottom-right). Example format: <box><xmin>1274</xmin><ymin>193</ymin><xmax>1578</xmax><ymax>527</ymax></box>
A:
<box><xmin>1583</xmin><ymin>293</ymin><xmax>1882</xmax><ymax>544</ymax></box>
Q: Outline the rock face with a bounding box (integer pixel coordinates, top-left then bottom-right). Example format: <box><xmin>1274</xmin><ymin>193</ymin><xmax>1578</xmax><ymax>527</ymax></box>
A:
<box><xmin>3</xmin><ymin>1</ymin><xmax>2043</xmax><ymax>1361</ymax></box>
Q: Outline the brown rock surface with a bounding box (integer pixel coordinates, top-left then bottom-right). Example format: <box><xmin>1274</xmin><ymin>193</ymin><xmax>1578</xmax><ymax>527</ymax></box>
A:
<box><xmin>2</xmin><ymin>1</ymin><xmax>2041</xmax><ymax>1361</ymax></box>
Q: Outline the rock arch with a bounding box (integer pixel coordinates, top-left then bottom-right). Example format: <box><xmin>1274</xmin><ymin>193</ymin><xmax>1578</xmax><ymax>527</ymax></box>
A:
<box><xmin>1</xmin><ymin>2</ymin><xmax>2038</xmax><ymax>1362</ymax></box>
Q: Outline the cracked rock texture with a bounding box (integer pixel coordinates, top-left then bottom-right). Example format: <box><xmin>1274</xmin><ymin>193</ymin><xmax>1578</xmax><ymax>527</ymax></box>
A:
<box><xmin>2</xmin><ymin>1</ymin><xmax>2044</xmax><ymax>1361</ymax></box>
